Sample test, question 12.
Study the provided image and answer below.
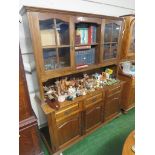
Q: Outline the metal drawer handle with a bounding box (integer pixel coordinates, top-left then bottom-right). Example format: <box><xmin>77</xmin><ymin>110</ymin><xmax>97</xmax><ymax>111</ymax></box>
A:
<box><xmin>64</xmin><ymin>109</ymin><xmax>71</xmax><ymax>115</ymax></box>
<box><xmin>92</xmin><ymin>97</ymin><xmax>97</xmax><ymax>103</ymax></box>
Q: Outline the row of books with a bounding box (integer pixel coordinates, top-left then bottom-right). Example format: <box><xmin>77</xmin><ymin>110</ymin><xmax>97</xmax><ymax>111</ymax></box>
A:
<box><xmin>75</xmin><ymin>48</ymin><xmax>95</xmax><ymax>66</ymax></box>
<box><xmin>75</xmin><ymin>26</ymin><xmax>97</xmax><ymax>45</ymax></box>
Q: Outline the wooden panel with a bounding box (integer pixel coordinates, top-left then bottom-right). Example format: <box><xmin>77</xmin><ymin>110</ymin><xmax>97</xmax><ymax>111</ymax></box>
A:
<box><xmin>57</xmin><ymin>113</ymin><xmax>81</xmax><ymax>146</ymax></box>
<box><xmin>74</xmin><ymin>16</ymin><xmax>102</xmax><ymax>24</ymax></box>
<box><xmin>19</xmin><ymin>125</ymin><xmax>42</xmax><ymax>155</ymax></box>
<box><xmin>104</xmin><ymin>93</ymin><xmax>120</xmax><ymax>121</ymax></box>
<box><xmin>39</xmin><ymin>12</ymin><xmax>70</xmax><ymax>22</ymax></box>
<box><xmin>118</xmin><ymin>73</ymin><xmax>135</xmax><ymax>111</ymax></box>
<box><xmin>85</xmin><ymin>103</ymin><xmax>102</xmax><ymax>132</ymax></box>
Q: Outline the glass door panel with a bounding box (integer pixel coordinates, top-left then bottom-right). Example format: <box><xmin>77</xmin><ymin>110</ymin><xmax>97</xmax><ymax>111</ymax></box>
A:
<box><xmin>104</xmin><ymin>23</ymin><xmax>112</xmax><ymax>42</ymax></box>
<box><xmin>43</xmin><ymin>48</ymin><xmax>57</xmax><ymax>70</ymax></box>
<box><xmin>103</xmin><ymin>44</ymin><xmax>111</xmax><ymax>60</ymax></box>
<box><xmin>129</xmin><ymin>23</ymin><xmax>135</xmax><ymax>52</ymax></box>
<box><xmin>111</xmin><ymin>43</ymin><xmax>118</xmax><ymax>58</ymax></box>
<box><xmin>112</xmin><ymin>23</ymin><xmax>120</xmax><ymax>42</ymax></box>
<box><xmin>55</xmin><ymin>19</ymin><xmax>70</xmax><ymax>45</ymax></box>
<box><xmin>39</xmin><ymin>19</ymin><xmax>56</xmax><ymax>46</ymax></box>
<box><xmin>58</xmin><ymin>47</ymin><xmax>70</xmax><ymax>68</ymax></box>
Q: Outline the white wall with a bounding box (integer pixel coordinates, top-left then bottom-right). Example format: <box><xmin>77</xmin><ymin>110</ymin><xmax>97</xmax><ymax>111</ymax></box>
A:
<box><xmin>19</xmin><ymin>0</ymin><xmax>135</xmax><ymax>127</ymax></box>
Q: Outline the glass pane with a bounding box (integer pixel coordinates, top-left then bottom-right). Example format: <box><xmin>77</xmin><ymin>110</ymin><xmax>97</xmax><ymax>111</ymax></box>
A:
<box><xmin>58</xmin><ymin>47</ymin><xmax>70</xmax><ymax>68</ymax></box>
<box><xmin>112</xmin><ymin>23</ymin><xmax>120</xmax><ymax>42</ymax></box>
<box><xmin>56</xmin><ymin>19</ymin><xmax>69</xmax><ymax>45</ymax></box>
<box><xmin>129</xmin><ymin>23</ymin><xmax>135</xmax><ymax>52</ymax></box>
<box><xmin>111</xmin><ymin>43</ymin><xmax>118</xmax><ymax>58</ymax></box>
<box><xmin>103</xmin><ymin>44</ymin><xmax>111</xmax><ymax>60</ymax></box>
<box><xmin>39</xmin><ymin>19</ymin><xmax>56</xmax><ymax>46</ymax></box>
<box><xmin>75</xmin><ymin>48</ymin><xmax>95</xmax><ymax>66</ymax></box>
<box><xmin>104</xmin><ymin>23</ymin><xmax>112</xmax><ymax>42</ymax></box>
<box><xmin>43</xmin><ymin>48</ymin><xmax>57</xmax><ymax>70</ymax></box>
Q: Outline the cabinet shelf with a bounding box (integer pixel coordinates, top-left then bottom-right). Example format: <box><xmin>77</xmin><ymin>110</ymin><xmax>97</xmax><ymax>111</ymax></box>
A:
<box><xmin>42</xmin><ymin>45</ymin><xmax>71</xmax><ymax>49</ymax></box>
<box><xmin>103</xmin><ymin>42</ymin><xmax>118</xmax><ymax>44</ymax></box>
<box><xmin>75</xmin><ymin>43</ymin><xmax>98</xmax><ymax>47</ymax></box>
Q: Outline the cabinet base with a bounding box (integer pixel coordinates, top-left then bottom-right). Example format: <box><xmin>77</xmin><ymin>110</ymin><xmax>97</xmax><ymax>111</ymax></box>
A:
<box><xmin>40</xmin><ymin>113</ymin><xmax>122</xmax><ymax>155</ymax></box>
<box><xmin>121</xmin><ymin>105</ymin><xmax>135</xmax><ymax>114</ymax></box>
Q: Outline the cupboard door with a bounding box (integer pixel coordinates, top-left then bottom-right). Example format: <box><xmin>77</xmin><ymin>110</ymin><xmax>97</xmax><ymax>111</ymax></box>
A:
<box><xmin>103</xmin><ymin>20</ymin><xmax>122</xmax><ymax>60</ymax></box>
<box><xmin>38</xmin><ymin>13</ymin><xmax>72</xmax><ymax>71</ymax></box>
<box><xmin>57</xmin><ymin>113</ymin><xmax>81</xmax><ymax>146</ymax></box>
<box><xmin>104</xmin><ymin>94</ymin><xmax>120</xmax><ymax>121</ymax></box>
<box><xmin>85</xmin><ymin>103</ymin><xmax>102</xmax><ymax>132</ymax></box>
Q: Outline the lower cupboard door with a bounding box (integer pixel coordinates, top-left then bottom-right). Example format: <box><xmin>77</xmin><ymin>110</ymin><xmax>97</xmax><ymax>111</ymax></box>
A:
<box><xmin>57</xmin><ymin>114</ymin><xmax>81</xmax><ymax>146</ymax></box>
<box><xmin>85</xmin><ymin>105</ymin><xmax>102</xmax><ymax>132</ymax></box>
<box><xmin>105</xmin><ymin>97</ymin><xmax>120</xmax><ymax>120</ymax></box>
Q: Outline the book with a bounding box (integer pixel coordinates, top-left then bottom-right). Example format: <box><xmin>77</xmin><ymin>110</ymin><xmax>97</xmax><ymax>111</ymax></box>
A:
<box><xmin>41</xmin><ymin>29</ymin><xmax>56</xmax><ymax>46</ymax></box>
<box><xmin>88</xmin><ymin>26</ymin><xmax>97</xmax><ymax>44</ymax></box>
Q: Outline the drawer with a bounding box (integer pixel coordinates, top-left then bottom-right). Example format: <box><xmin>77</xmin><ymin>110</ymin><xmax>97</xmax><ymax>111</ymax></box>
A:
<box><xmin>107</xmin><ymin>84</ymin><xmax>121</xmax><ymax>96</ymax></box>
<box><xmin>106</xmin><ymin>93</ymin><xmax>121</xmax><ymax>103</ymax></box>
<box><xmin>55</xmin><ymin>103</ymin><xmax>79</xmax><ymax>119</ymax></box>
<box><xmin>85</xmin><ymin>93</ymin><xmax>103</xmax><ymax>107</ymax></box>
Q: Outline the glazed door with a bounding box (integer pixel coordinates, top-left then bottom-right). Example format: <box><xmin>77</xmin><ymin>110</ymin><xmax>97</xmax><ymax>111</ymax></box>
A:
<box><xmin>128</xmin><ymin>19</ymin><xmax>135</xmax><ymax>54</ymax></box>
<box><xmin>102</xmin><ymin>20</ymin><xmax>122</xmax><ymax>61</ymax></box>
<box><xmin>38</xmin><ymin>13</ymin><xmax>73</xmax><ymax>73</ymax></box>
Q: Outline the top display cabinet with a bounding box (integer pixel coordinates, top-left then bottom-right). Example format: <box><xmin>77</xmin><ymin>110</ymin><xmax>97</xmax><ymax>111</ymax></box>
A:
<box><xmin>20</xmin><ymin>6</ymin><xmax>123</xmax><ymax>89</ymax></box>
<box><xmin>119</xmin><ymin>15</ymin><xmax>135</xmax><ymax>60</ymax></box>
<box><xmin>102</xmin><ymin>19</ymin><xmax>122</xmax><ymax>61</ymax></box>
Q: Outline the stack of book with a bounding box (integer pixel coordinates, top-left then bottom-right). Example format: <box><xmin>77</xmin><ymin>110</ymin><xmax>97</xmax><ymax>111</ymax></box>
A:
<box><xmin>75</xmin><ymin>26</ymin><xmax>97</xmax><ymax>45</ymax></box>
<box><xmin>75</xmin><ymin>48</ymin><xmax>95</xmax><ymax>66</ymax></box>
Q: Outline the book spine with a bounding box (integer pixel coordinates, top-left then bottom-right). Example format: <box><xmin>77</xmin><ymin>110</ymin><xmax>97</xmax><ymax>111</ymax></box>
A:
<box><xmin>85</xmin><ymin>28</ymin><xmax>88</xmax><ymax>44</ymax></box>
<box><xmin>93</xmin><ymin>26</ymin><xmax>97</xmax><ymax>43</ymax></box>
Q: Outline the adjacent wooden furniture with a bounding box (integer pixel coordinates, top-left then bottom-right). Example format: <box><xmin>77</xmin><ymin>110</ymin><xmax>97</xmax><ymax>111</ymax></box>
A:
<box><xmin>118</xmin><ymin>64</ymin><xmax>135</xmax><ymax>112</ymax></box>
<box><xmin>120</xmin><ymin>15</ymin><xmax>135</xmax><ymax>60</ymax></box>
<box><xmin>19</xmin><ymin>49</ymin><xmax>43</xmax><ymax>155</ymax></box>
<box><xmin>20</xmin><ymin>6</ymin><xmax>125</xmax><ymax>154</ymax></box>
<box><xmin>122</xmin><ymin>131</ymin><xmax>135</xmax><ymax>155</ymax></box>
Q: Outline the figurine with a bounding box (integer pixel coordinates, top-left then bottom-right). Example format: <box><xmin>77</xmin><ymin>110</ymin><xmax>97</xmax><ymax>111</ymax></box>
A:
<box><xmin>68</xmin><ymin>86</ymin><xmax>76</xmax><ymax>99</ymax></box>
<box><xmin>58</xmin><ymin>95</ymin><xmax>66</xmax><ymax>102</ymax></box>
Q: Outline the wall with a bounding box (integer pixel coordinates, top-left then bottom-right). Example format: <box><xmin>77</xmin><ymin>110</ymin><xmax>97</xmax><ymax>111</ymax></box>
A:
<box><xmin>19</xmin><ymin>0</ymin><xmax>135</xmax><ymax>127</ymax></box>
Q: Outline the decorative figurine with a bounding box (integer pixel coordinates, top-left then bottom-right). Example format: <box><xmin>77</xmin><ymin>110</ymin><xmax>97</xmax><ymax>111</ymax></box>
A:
<box><xmin>58</xmin><ymin>95</ymin><xmax>66</xmax><ymax>102</ymax></box>
<box><xmin>43</xmin><ymin>68</ymin><xmax>119</xmax><ymax>106</ymax></box>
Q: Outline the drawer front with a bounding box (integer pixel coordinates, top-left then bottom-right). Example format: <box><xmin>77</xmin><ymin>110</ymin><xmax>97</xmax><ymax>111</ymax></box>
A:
<box><xmin>107</xmin><ymin>84</ymin><xmax>121</xmax><ymax>96</ymax></box>
<box><xmin>56</xmin><ymin>103</ymin><xmax>79</xmax><ymax>119</ymax></box>
<box><xmin>106</xmin><ymin>92</ymin><xmax>121</xmax><ymax>103</ymax></box>
<box><xmin>85</xmin><ymin>93</ymin><xmax>103</xmax><ymax>107</ymax></box>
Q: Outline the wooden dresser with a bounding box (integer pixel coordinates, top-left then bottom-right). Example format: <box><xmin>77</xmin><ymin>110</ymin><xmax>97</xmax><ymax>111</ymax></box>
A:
<box><xmin>19</xmin><ymin>49</ymin><xmax>43</xmax><ymax>155</ymax></box>
<box><xmin>20</xmin><ymin>6</ymin><xmax>126</xmax><ymax>154</ymax></box>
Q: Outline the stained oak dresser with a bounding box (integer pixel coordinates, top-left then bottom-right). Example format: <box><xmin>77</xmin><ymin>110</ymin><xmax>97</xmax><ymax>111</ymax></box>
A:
<box><xmin>20</xmin><ymin>6</ymin><xmax>127</xmax><ymax>154</ymax></box>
